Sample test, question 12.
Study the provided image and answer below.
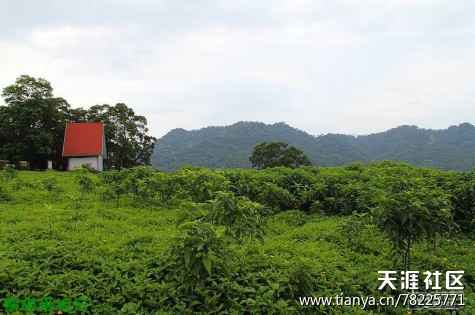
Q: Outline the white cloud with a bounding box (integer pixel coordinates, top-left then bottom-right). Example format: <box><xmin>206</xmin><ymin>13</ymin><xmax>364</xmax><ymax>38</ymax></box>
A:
<box><xmin>29</xmin><ymin>26</ymin><xmax>119</xmax><ymax>49</ymax></box>
<box><xmin>270</xmin><ymin>0</ymin><xmax>323</xmax><ymax>17</ymax></box>
<box><xmin>0</xmin><ymin>1</ymin><xmax>474</xmax><ymax>138</ymax></box>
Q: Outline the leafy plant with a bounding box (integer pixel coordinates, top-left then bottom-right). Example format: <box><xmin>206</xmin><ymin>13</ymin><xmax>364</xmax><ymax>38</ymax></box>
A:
<box><xmin>1</xmin><ymin>163</ymin><xmax>474</xmax><ymax>314</ymax></box>
<box><xmin>256</xmin><ymin>182</ymin><xmax>296</xmax><ymax>213</ymax></box>
<box><xmin>340</xmin><ymin>212</ymin><xmax>372</xmax><ymax>246</ymax></box>
<box><xmin>74</xmin><ymin>165</ymin><xmax>96</xmax><ymax>196</ymax></box>
<box><xmin>208</xmin><ymin>191</ymin><xmax>266</xmax><ymax>248</ymax></box>
<box><xmin>99</xmin><ymin>169</ymin><xmax>130</xmax><ymax>207</ymax></box>
<box><xmin>167</xmin><ymin>220</ymin><xmax>234</xmax><ymax>310</ymax></box>
<box><xmin>41</xmin><ymin>177</ymin><xmax>64</xmax><ymax>193</ymax></box>
<box><xmin>1</xmin><ymin>164</ymin><xmax>17</xmax><ymax>190</ymax></box>
<box><xmin>43</xmin><ymin>203</ymin><xmax>60</xmax><ymax>238</ymax></box>
<box><xmin>0</xmin><ymin>185</ymin><xmax>10</xmax><ymax>201</ymax></box>
<box><xmin>372</xmin><ymin>185</ymin><xmax>456</xmax><ymax>270</ymax></box>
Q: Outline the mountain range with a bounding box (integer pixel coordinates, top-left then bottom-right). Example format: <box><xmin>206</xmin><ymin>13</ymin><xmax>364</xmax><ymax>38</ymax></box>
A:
<box><xmin>151</xmin><ymin>121</ymin><xmax>475</xmax><ymax>172</ymax></box>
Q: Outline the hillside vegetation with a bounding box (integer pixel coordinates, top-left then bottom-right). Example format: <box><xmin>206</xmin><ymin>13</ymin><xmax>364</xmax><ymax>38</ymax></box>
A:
<box><xmin>0</xmin><ymin>163</ymin><xmax>474</xmax><ymax>313</ymax></box>
<box><xmin>152</xmin><ymin>122</ymin><xmax>475</xmax><ymax>172</ymax></box>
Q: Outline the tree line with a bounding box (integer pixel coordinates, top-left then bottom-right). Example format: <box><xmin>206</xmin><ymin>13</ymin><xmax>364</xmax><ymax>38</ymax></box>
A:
<box><xmin>0</xmin><ymin>75</ymin><xmax>156</xmax><ymax>170</ymax></box>
<box><xmin>152</xmin><ymin>121</ymin><xmax>475</xmax><ymax>171</ymax></box>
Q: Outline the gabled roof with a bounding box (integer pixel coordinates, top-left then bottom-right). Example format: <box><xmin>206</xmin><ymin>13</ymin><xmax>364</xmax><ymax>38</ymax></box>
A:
<box><xmin>62</xmin><ymin>122</ymin><xmax>107</xmax><ymax>157</ymax></box>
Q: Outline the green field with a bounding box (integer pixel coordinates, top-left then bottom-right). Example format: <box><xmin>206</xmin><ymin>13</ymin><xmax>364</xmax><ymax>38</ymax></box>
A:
<box><xmin>0</xmin><ymin>163</ymin><xmax>474</xmax><ymax>314</ymax></box>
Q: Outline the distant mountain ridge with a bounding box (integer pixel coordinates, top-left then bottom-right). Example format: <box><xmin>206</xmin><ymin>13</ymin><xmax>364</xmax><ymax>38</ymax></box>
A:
<box><xmin>151</xmin><ymin>121</ymin><xmax>475</xmax><ymax>172</ymax></box>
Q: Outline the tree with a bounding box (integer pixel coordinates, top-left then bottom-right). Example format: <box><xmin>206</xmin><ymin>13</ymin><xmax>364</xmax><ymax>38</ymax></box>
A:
<box><xmin>249</xmin><ymin>141</ymin><xmax>312</xmax><ymax>169</ymax></box>
<box><xmin>0</xmin><ymin>75</ymin><xmax>70</xmax><ymax>169</ymax></box>
<box><xmin>371</xmin><ymin>181</ymin><xmax>456</xmax><ymax>270</ymax></box>
<box><xmin>77</xmin><ymin>103</ymin><xmax>156</xmax><ymax>169</ymax></box>
<box><xmin>1</xmin><ymin>75</ymin><xmax>156</xmax><ymax>170</ymax></box>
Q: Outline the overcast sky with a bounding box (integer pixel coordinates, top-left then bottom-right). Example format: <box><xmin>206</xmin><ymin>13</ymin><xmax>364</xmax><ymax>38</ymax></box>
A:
<box><xmin>1</xmin><ymin>0</ymin><xmax>474</xmax><ymax>138</ymax></box>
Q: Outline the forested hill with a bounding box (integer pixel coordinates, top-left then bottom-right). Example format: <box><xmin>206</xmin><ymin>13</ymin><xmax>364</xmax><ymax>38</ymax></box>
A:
<box><xmin>151</xmin><ymin>121</ymin><xmax>475</xmax><ymax>172</ymax></box>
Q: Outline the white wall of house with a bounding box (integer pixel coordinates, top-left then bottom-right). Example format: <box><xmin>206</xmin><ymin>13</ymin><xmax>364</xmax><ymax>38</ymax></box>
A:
<box><xmin>68</xmin><ymin>156</ymin><xmax>103</xmax><ymax>171</ymax></box>
<box><xmin>98</xmin><ymin>156</ymin><xmax>103</xmax><ymax>171</ymax></box>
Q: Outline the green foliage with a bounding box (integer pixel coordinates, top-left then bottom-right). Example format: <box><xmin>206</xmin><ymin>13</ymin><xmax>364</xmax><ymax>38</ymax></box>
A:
<box><xmin>41</xmin><ymin>177</ymin><xmax>63</xmax><ymax>193</ymax></box>
<box><xmin>208</xmin><ymin>191</ymin><xmax>266</xmax><ymax>247</ymax></box>
<box><xmin>257</xmin><ymin>182</ymin><xmax>297</xmax><ymax>212</ymax></box>
<box><xmin>0</xmin><ymin>75</ymin><xmax>156</xmax><ymax>171</ymax></box>
<box><xmin>276</xmin><ymin>210</ymin><xmax>311</xmax><ymax>227</ymax></box>
<box><xmin>43</xmin><ymin>203</ymin><xmax>61</xmax><ymax>238</ymax></box>
<box><xmin>0</xmin><ymin>164</ymin><xmax>17</xmax><ymax>200</ymax></box>
<box><xmin>0</xmin><ymin>185</ymin><xmax>10</xmax><ymax>201</ymax></box>
<box><xmin>285</xmin><ymin>258</ymin><xmax>318</xmax><ymax>299</ymax></box>
<box><xmin>249</xmin><ymin>141</ymin><xmax>312</xmax><ymax>169</ymax></box>
<box><xmin>74</xmin><ymin>166</ymin><xmax>96</xmax><ymax>196</ymax></box>
<box><xmin>344</xmin><ymin>161</ymin><xmax>366</xmax><ymax>172</ymax></box>
<box><xmin>1</xmin><ymin>164</ymin><xmax>17</xmax><ymax>190</ymax></box>
<box><xmin>340</xmin><ymin>212</ymin><xmax>372</xmax><ymax>248</ymax></box>
<box><xmin>372</xmin><ymin>184</ymin><xmax>456</xmax><ymax>270</ymax></box>
<box><xmin>132</xmin><ymin>171</ymin><xmax>161</xmax><ymax>208</ymax></box>
<box><xmin>77</xmin><ymin>162</ymin><xmax>97</xmax><ymax>173</ymax></box>
<box><xmin>1</xmin><ymin>165</ymin><xmax>474</xmax><ymax>314</ymax></box>
<box><xmin>172</xmin><ymin>166</ymin><xmax>230</xmax><ymax>203</ymax></box>
<box><xmin>152</xmin><ymin>121</ymin><xmax>475</xmax><ymax>171</ymax></box>
<box><xmin>2</xmin><ymin>164</ymin><xmax>17</xmax><ymax>180</ymax></box>
<box><xmin>99</xmin><ymin>169</ymin><xmax>130</xmax><ymax>207</ymax></box>
<box><xmin>446</xmin><ymin>172</ymin><xmax>475</xmax><ymax>232</ymax></box>
<box><xmin>0</xmin><ymin>75</ymin><xmax>70</xmax><ymax>169</ymax></box>
<box><xmin>167</xmin><ymin>221</ymin><xmax>234</xmax><ymax>311</ymax></box>
<box><xmin>40</xmin><ymin>177</ymin><xmax>64</xmax><ymax>203</ymax></box>
<box><xmin>79</xmin><ymin>103</ymin><xmax>157</xmax><ymax>169</ymax></box>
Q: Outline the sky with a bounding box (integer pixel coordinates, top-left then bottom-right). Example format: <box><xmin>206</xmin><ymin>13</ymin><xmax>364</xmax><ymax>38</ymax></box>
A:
<box><xmin>1</xmin><ymin>0</ymin><xmax>474</xmax><ymax>139</ymax></box>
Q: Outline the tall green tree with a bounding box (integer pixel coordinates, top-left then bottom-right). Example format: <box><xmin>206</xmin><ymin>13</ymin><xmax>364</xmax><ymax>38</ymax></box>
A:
<box><xmin>249</xmin><ymin>141</ymin><xmax>312</xmax><ymax>169</ymax></box>
<box><xmin>0</xmin><ymin>75</ymin><xmax>70</xmax><ymax>169</ymax></box>
<box><xmin>371</xmin><ymin>178</ymin><xmax>456</xmax><ymax>270</ymax></box>
<box><xmin>79</xmin><ymin>103</ymin><xmax>156</xmax><ymax>169</ymax></box>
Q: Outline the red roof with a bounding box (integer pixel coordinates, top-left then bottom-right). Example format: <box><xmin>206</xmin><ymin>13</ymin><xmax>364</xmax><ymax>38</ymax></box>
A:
<box><xmin>62</xmin><ymin>122</ymin><xmax>106</xmax><ymax>157</ymax></box>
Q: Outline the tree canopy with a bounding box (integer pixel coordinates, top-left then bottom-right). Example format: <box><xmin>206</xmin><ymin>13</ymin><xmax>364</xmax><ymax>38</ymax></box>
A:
<box><xmin>72</xmin><ymin>103</ymin><xmax>156</xmax><ymax>169</ymax></box>
<box><xmin>0</xmin><ymin>75</ymin><xmax>156</xmax><ymax>170</ymax></box>
<box><xmin>152</xmin><ymin>121</ymin><xmax>475</xmax><ymax>172</ymax></box>
<box><xmin>249</xmin><ymin>141</ymin><xmax>312</xmax><ymax>169</ymax></box>
<box><xmin>0</xmin><ymin>75</ymin><xmax>70</xmax><ymax>169</ymax></box>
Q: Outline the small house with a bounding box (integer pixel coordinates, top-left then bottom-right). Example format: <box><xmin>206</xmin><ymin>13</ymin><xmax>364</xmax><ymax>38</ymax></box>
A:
<box><xmin>62</xmin><ymin>122</ymin><xmax>107</xmax><ymax>171</ymax></box>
